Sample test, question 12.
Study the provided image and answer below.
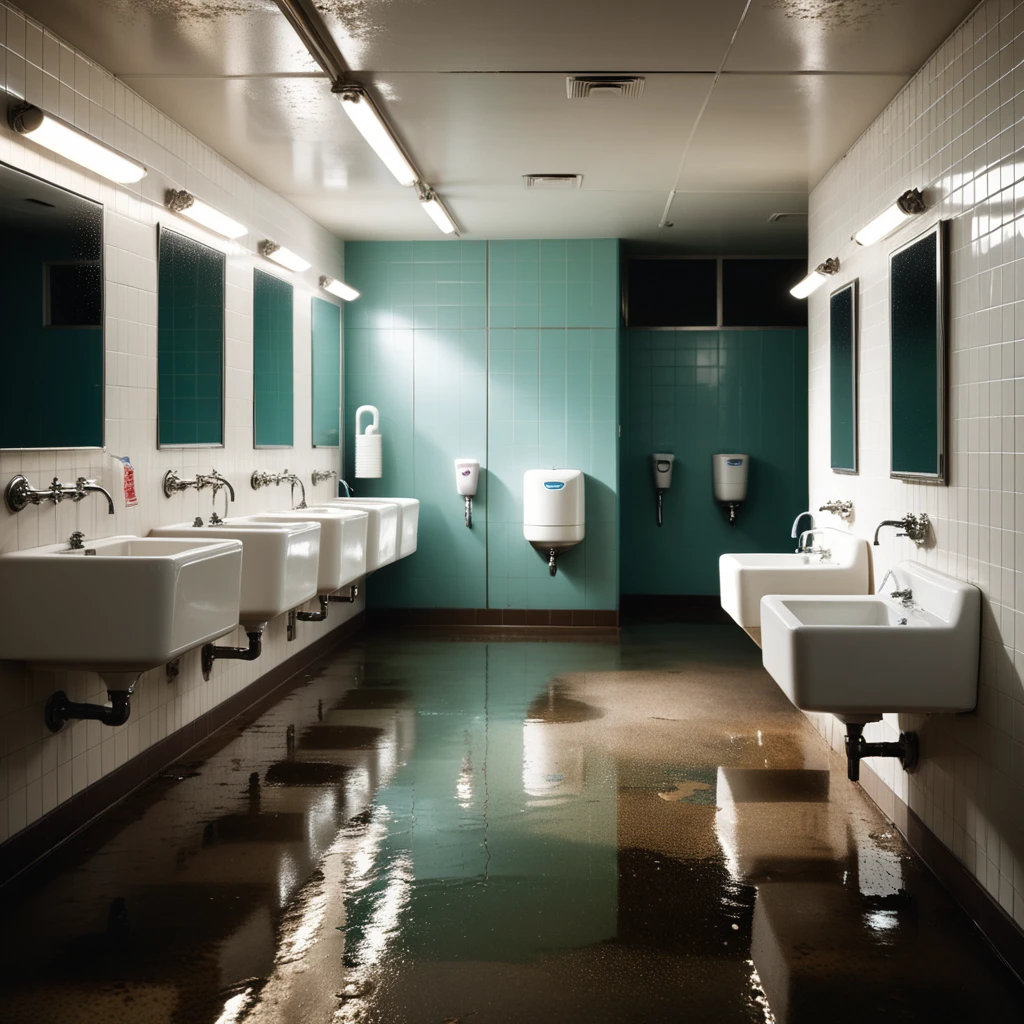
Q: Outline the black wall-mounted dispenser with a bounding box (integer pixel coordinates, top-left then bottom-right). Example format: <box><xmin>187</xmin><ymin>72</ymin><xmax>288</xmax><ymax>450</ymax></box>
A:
<box><xmin>652</xmin><ymin>453</ymin><xmax>675</xmax><ymax>527</ymax></box>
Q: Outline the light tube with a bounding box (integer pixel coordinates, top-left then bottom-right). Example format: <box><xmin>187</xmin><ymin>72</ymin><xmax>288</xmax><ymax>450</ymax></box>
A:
<box><xmin>320</xmin><ymin>275</ymin><xmax>360</xmax><ymax>301</ymax></box>
<box><xmin>165</xmin><ymin>189</ymin><xmax>247</xmax><ymax>240</ymax></box>
<box><xmin>853</xmin><ymin>188</ymin><xmax>925</xmax><ymax>246</ymax></box>
<box><xmin>10</xmin><ymin>104</ymin><xmax>146</xmax><ymax>184</ymax></box>
<box><xmin>789</xmin><ymin>257</ymin><xmax>840</xmax><ymax>299</ymax></box>
<box><xmin>337</xmin><ymin>87</ymin><xmax>418</xmax><ymax>187</ymax></box>
<box><xmin>420</xmin><ymin>194</ymin><xmax>458</xmax><ymax>235</ymax></box>
<box><xmin>259</xmin><ymin>240</ymin><xmax>310</xmax><ymax>273</ymax></box>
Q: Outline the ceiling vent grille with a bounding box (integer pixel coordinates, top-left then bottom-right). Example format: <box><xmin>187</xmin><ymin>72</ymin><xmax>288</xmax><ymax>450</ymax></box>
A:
<box><xmin>566</xmin><ymin>75</ymin><xmax>645</xmax><ymax>99</ymax></box>
<box><xmin>523</xmin><ymin>174</ymin><xmax>584</xmax><ymax>190</ymax></box>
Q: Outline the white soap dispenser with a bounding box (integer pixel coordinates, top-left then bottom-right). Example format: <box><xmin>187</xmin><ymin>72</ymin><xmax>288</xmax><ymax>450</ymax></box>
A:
<box><xmin>455</xmin><ymin>458</ymin><xmax>480</xmax><ymax>527</ymax></box>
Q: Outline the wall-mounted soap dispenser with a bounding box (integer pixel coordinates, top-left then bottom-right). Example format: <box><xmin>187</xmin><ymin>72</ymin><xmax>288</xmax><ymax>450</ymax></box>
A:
<box><xmin>455</xmin><ymin>459</ymin><xmax>480</xmax><ymax>527</ymax></box>
<box><xmin>713</xmin><ymin>453</ymin><xmax>749</xmax><ymax>526</ymax></box>
<box><xmin>652</xmin><ymin>453</ymin><xmax>674</xmax><ymax>527</ymax></box>
<box><xmin>523</xmin><ymin>469</ymin><xmax>585</xmax><ymax>576</ymax></box>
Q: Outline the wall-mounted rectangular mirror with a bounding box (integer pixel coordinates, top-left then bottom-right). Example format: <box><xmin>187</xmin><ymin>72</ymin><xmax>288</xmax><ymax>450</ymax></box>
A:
<box><xmin>0</xmin><ymin>161</ymin><xmax>103</xmax><ymax>449</ymax></box>
<box><xmin>311</xmin><ymin>296</ymin><xmax>341</xmax><ymax>448</ymax></box>
<box><xmin>829</xmin><ymin>279</ymin><xmax>857</xmax><ymax>474</ymax></box>
<box><xmin>253</xmin><ymin>269</ymin><xmax>294</xmax><ymax>448</ymax></box>
<box><xmin>889</xmin><ymin>222</ymin><xmax>946</xmax><ymax>482</ymax></box>
<box><xmin>157</xmin><ymin>226</ymin><xmax>225</xmax><ymax>447</ymax></box>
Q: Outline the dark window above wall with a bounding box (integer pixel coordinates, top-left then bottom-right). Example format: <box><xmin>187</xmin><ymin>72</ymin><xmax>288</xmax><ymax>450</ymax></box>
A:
<box><xmin>625</xmin><ymin>256</ymin><xmax>807</xmax><ymax>329</ymax></box>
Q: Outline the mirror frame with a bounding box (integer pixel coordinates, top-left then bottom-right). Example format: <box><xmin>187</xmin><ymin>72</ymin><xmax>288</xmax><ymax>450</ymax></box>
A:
<box><xmin>0</xmin><ymin>160</ymin><xmax>105</xmax><ymax>451</ymax></box>
<box><xmin>829</xmin><ymin>279</ymin><xmax>858</xmax><ymax>475</ymax></box>
<box><xmin>888</xmin><ymin>221</ymin><xmax>947</xmax><ymax>483</ymax></box>
<box><xmin>156</xmin><ymin>223</ymin><xmax>226</xmax><ymax>449</ymax></box>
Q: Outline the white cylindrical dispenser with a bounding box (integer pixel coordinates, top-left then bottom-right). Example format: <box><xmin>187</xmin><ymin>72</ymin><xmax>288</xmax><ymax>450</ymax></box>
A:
<box><xmin>713</xmin><ymin>453</ymin><xmax>749</xmax><ymax>526</ymax></box>
<box><xmin>355</xmin><ymin>405</ymin><xmax>382</xmax><ymax>478</ymax></box>
<box><xmin>455</xmin><ymin>459</ymin><xmax>480</xmax><ymax>528</ymax></box>
<box><xmin>523</xmin><ymin>469</ymin><xmax>585</xmax><ymax>576</ymax></box>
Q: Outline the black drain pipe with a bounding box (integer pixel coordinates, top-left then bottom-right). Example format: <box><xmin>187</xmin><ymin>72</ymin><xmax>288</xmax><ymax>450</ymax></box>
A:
<box><xmin>202</xmin><ymin>628</ymin><xmax>263</xmax><ymax>681</ymax></box>
<box><xmin>45</xmin><ymin>681</ymin><xmax>138</xmax><ymax>733</ymax></box>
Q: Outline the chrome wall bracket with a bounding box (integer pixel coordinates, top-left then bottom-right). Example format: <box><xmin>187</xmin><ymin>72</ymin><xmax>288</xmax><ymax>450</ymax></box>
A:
<box><xmin>287</xmin><ymin>610</ymin><xmax>298</xmax><ymax>641</ymax></box>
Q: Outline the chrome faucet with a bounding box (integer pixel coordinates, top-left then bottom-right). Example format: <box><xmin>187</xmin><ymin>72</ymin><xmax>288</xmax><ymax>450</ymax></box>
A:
<box><xmin>311</xmin><ymin>469</ymin><xmax>337</xmax><ymax>486</ymax></box>
<box><xmin>873</xmin><ymin>513</ymin><xmax>929</xmax><ymax>546</ymax></box>
<box><xmin>797</xmin><ymin>529</ymin><xmax>831</xmax><ymax>560</ymax></box>
<box><xmin>791</xmin><ymin>510</ymin><xmax>814</xmax><ymax>540</ymax></box>
<box><xmin>198</xmin><ymin>469</ymin><xmax>235</xmax><ymax>503</ymax></box>
<box><xmin>250</xmin><ymin>469</ymin><xmax>306</xmax><ymax>508</ymax></box>
<box><xmin>339</xmin><ymin>478</ymin><xmax>353</xmax><ymax>497</ymax></box>
<box><xmin>819</xmin><ymin>499</ymin><xmax>853</xmax><ymax>521</ymax></box>
<box><xmin>877</xmin><ymin>567</ymin><xmax>913</xmax><ymax>607</ymax></box>
<box><xmin>3</xmin><ymin>474</ymin><xmax>114</xmax><ymax>515</ymax></box>
<box><xmin>74</xmin><ymin>477</ymin><xmax>115</xmax><ymax>515</ymax></box>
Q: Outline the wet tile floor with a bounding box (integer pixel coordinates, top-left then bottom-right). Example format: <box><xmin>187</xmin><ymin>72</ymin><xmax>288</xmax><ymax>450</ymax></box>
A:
<box><xmin>2</xmin><ymin>624</ymin><xmax>1023</xmax><ymax>1023</ymax></box>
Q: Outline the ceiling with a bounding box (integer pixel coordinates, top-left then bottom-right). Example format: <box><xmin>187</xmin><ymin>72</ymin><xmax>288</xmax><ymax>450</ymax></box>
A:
<box><xmin>15</xmin><ymin>0</ymin><xmax>980</xmax><ymax>251</ymax></box>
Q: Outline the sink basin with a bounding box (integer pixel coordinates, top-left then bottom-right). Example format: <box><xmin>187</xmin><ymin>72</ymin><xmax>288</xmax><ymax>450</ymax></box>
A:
<box><xmin>326</xmin><ymin>497</ymin><xmax>418</xmax><ymax>558</ymax></box>
<box><xmin>243</xmin><ymin>509</ymin><xmax>368</xmax><ymax>592</ymax></box>
<box><xmin>760</xmin><ymin>561</ymin><xmax>980</xmax><ymax>717</ymax></box>
<box><xmin>720</xmin><ymin>529</ymin><xmax>869</xmax><ymax>628</ymax></box>
<box><xmin>0</xmin><ymin>536</ymin><xmax>243</xmax><ymax>681</ymax></box>
<box><xmin>149</xmin><ymin>520</ymin><xmax>320</xmax><ymax>629</ymax></box>
<box><xmin>307</xmin><ymin>501</ymin><xmax>399</xmax><ymax>572</ymax></box>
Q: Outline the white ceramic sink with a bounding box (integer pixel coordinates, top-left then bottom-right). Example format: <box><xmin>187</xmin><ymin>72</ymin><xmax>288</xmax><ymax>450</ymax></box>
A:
<box><xmin>0</xmin><ymin>536</ymin><xmax>243</xmax><ymax>681</ymax></box>
<box><xmin>760</xmin><ymin>561</ymin><xmax>981</xmax><ymax>718</ymax></box>
<box><xmin>720</xmin><ymin>528</ymin><xmax>870</xmax><ymax>628</ymax></box>
<box><xmin>307</xmin><ymin>500</ymin><xmax>399</xmax><ymax>572</ymax></box>
<box><xmin>149</xmin><ymin>520</ymin><xmax>320</xmax><ymax>629</ymax></box>
<box><xmin>327</xmin><ymin>497</ymin><xmax>418</xmax><ymax>558</ymax></box>
<box><xmin>243</xmin><ymin>508</ymin><xmax>368</xmax><ymax>592</ymax></box>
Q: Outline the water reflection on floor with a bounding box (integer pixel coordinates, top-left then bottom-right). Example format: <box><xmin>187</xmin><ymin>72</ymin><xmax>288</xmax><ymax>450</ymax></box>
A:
<box><xmin>2</xmin><ymin>624</ymin><xmax>1022</xmax><ymax>1023</ymax></box>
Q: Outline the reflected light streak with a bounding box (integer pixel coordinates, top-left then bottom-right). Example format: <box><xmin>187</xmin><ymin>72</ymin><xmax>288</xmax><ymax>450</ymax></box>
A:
<box><xmin>212</xmin><ymin>987</ymin><xmax>253</xmax><ymax>1024</ymax></box>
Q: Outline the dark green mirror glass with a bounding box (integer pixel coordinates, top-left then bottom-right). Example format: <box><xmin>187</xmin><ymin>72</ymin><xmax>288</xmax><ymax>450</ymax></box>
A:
<box><xmin>253</xmin><ymin>269</ymin><xmax>294</xmax><ymax>448</ymax></box>
<box><xmin>890</xmin><ymin>223</ymin><xmax>946</xmax><ymax>481</ymax></box>
<box><xmin>157</xmin><ymin>226</ymin><xmax>225</xmax><ymax>447</ymax></box>
<box><xmin>0</xmin><ymin>162</ymin><xmax>103</xmax><ymax>449</ymax></box>
<box><xmin>311</xmin><ymin>296</ymin><xmax>341</xmax><ymax>447</ymax></box>
<box><xmin>829</xmin><ymin>280</ymin><xmax>857</xmax><ymax>474</ymax></box>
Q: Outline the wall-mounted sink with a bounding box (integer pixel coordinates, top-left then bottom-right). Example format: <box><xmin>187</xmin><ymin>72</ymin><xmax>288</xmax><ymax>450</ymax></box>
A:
<box><xmin>327</xmin><ymin>497</ymin><xmax>418</xmax><ymax>559</ymax></box>
<box><xmin>0</xmin><ymin>536</ymin><xmax>243</xmax><ymax>684</ymax></box>
<box><xmin>307</xmin><ymin>500</ymin><xmax>400</xmax><ymax>572</ymax></box>
<box><xmin>149</xmin><ymin>520</ymin><xmax>320</xmax><ymax>629</ymax></box>
<box><xmin>243</xmin><ymin>508</ymin><xmax>368</xmax><ymax>592</ymax></box>
<box><xmin>760</xmin><ymin>561</ymin><xmax>980</xmax><ymax>719</ymax></box>
<box><xmin>720</xmin><ymin>529</ymin><xmax>870</xmax><ymax>631</ymax></box>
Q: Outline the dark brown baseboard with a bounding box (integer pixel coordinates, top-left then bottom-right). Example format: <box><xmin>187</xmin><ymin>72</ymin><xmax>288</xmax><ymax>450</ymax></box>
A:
<box><xmin>368</xmin><ymin>607</ymin><xmax>619</xmax><ymax>630</ymax></box>
<box><xmin>620</xmin><ymin>594</ymin><xmax>730</xmax><ymax>624</ymax></box>
<box><xmin>860</xmin><ymin>762</ymin><xmax>1024</xmax><ymax>985</ymax></box>
<box><xmin>0</xmin><ymin>612</ymin><xmax>366</xmax><ymax>887</ymax></box>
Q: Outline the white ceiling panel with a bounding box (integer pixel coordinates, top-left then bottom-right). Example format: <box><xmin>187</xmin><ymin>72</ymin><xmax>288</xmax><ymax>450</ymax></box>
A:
<box><xmin>674</xmin><ymin>72</ymin><xmax>912</xmax><ymax>193</ymax></box>
<box><xmin>727</xmin><ymin>0</ymin><xmax>979</xmax><ymax>73</ymax></box>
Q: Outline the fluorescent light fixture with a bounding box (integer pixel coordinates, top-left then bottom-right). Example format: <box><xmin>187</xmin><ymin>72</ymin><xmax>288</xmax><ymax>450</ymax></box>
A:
<box><xmin>790</xmin><ymin>257</ymin><xmax>840</xmax><ymax>299</ymax></box>
<box><xmin>9</xmin><ymin>103</ymin><xmax>146</xmax><ymax>184</ymax></box>
<box><xmin>853</xmin><ymin>188</ymin><xmax>925</xmax><ymax>246</ymax></box>
<box><xmin>259</xmin><ymin>240</ymin><xmax>310</xmax><ymax>273</ymax></box>
<box><xmin>320</xmin><ymin>275</ymin><xmax>360</xmax><ymax>301</ymax></box>
<box><xmin>417</xmin><ymin>185</ymin><xmax>458</xmax><ymax>236</ymax></box>
<box><xmin>336</xmin><ymin>85</ymin><xmax>418</xmax><ymax>187</ymax></box>
<box><xmin>165</xmin><ymin>189</ymin><xmax>247</xmax><ymax>240</ymax></box>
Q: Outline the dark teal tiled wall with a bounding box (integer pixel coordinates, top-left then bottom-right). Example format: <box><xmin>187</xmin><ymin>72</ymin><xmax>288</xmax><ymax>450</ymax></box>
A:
<box><xmin>252</xmin><ymin>269</ymin><xmax>294</xmax><ymax>447</ymax></box>
<box><xmin>311</xmin><ymin>297</ymin><xmax>341</xmax><ymax>447</ymax></box>
<box><xmin>157</xmin><ymin>228</ymin><xmax>224</xmax><ymax>446</ymax></box>
<box><xmin>344</xmin><ymin>239</ymin><xmax>619</xmax><ymax>611</ymax></box>
<box><xmin>0</xmin><ymin>226</ymin><xmax>103</xmax><ymax>449</ymax></box>
<box><xmin>620</xmin><ymin>329</ymin><xmax>808</xmax><ymax>595</ymax></box>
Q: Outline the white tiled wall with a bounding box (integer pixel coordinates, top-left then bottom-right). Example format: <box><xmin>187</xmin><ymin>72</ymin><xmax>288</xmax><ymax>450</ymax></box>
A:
<box><xmin>0</xmin><ymin>3</ymin><xmax>362</xmax><ymax>844</ymax></box>
<box><xmin>808</xmin><ymin>0</ymin><xmax>1024</xmax><ymax>932</ymax></box>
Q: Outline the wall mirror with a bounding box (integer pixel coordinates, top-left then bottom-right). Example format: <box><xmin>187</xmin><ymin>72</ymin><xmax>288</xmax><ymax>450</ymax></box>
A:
<box><xmin>0</xmin><ymin>161</ymin><xmax>103</xmax><ymax>449</ymax></box>
<box><xmin>253</xmin><ymin>269</ymin><xmax>294</xmax><ymax>448</ymax></box>
<box><xmin>829</xmin><ymin>280</ymin><xmax>857</xmax><ymax>474</ymax></box>
<box><xmin>311</xmin><ymin>296</ymin><xmax>341</xmax><ymax>447</ymax></box>
<box><xmin>157</xmin><ymin>226</ymin><xmax>225</xmax><ymax>447</ymax></box>
<box><xmin>889</xmin><ymin>222</ymin><xmax>946</xmax><ymax>482</ymax></box>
